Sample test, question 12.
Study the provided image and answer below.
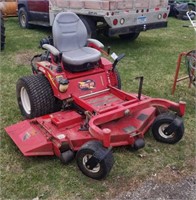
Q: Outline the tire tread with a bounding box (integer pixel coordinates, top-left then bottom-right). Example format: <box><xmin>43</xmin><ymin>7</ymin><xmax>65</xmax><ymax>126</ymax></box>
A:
<box><xmin>17</xmin><ymin>74</ymin><xmax>59</xmax><ymax>118</ymax></box>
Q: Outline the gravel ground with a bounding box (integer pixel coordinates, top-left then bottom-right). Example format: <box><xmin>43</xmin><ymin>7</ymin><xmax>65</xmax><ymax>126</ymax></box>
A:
<box><xmin>113</xmin><ymin>176</ymin><xmax>196</xmax><ymax>200</ymax></box>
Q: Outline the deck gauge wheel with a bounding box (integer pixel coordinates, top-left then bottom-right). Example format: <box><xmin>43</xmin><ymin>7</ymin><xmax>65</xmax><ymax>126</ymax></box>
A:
<box><xmin>76</xmin><ymin>141</ymin><xmax>114</xmax><ymax>180</ymax></box>
<box><xmin>151</xmin><ymin>113</ymin><xmax>184</xmax><ymax>144</ymax></box>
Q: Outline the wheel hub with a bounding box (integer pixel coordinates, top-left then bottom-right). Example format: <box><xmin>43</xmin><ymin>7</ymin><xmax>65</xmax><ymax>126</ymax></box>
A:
<box><xmin>21</xmin><ymin>14</ymin><xmax>26</xmax><ymax>27</ymax></box>
<box><xmin>83</xmin><ymin>154</ymin><xmax>100</xmax><ymax>173</ymax></box>
<box><xmin>159</xmin><ymin>124</ymin><xmax>175</xmax><ymax>139</ymax></box>
<box><xmin>20</xmin><ymin>87</ymin><xmax>31</xmax><ymax>114</ymax></box>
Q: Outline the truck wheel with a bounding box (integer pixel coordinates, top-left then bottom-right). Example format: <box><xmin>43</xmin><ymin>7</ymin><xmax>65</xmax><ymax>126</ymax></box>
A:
<box><xmin>151</xmin><ymin>113</ymin><xmax>184</xmax><ymax>144</ymax></box>
<box><xmin>119</xmin><ymin>32</ymin><xmax>140</xmax><ymax>41</ymax></box>
<box><xmin>0</xmin><ymin>12</ymin><xmax>5</xmax><ymax>51</ymax></box>
<box><xmin>18</xmin><ymin>7</ymin><xmax>30</xmax><ymax>28</ymax></box>
<box><xmin>80</xmin><ymin>16</ymin><xmax>96</xmax><ymax>38</ymax></box>
<box><xmin>16</xmin><ymin>74</ymin><xmax>61</xmax><ymax>119</ymax></box>
<box><xmin>76</xmin><ymin>141</ymin><xmax>114</xmax><ymax>180</ymax></box>
<box><xmin>109</xmin><ymin>68</ymin><xmax>121</xmax><ymax>89</ymax></box>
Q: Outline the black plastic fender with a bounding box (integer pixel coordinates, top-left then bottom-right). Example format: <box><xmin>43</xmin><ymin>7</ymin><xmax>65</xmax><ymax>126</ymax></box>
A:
<box><xmin>163</xmin><ymin>115</ymin><xmax>183</xmax><ymax>135</ymax></box>
<box><xmin>85</xmin><ymin>147</ymin><xmax>112</xmax><ymax>170</ymax></box>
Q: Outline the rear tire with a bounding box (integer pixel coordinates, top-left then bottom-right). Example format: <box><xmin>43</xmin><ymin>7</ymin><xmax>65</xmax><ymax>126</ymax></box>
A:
<box><xmin>16</xmin><ymin>74</ymin><xmax>61</xmax><ymax>119</ymax></box>
<box><xmin>119</xmin><ymin>32</ymin><xmax>140</xmax><ymax>41</ymax></box>
<box><xmin>0</xmin><ymin>12</ymin><xmax>5</xmax><ymax>51</ymax></box>
<box><xmin>18</xmin><ymin>7</ymin><xmax>30</xmax><ymax>28</ymax></box>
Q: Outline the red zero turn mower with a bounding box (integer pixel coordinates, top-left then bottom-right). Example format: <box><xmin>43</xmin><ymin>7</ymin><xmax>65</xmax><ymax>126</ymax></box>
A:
<box><xmin>5</xmin><ymin>12</ymin><xmax>186</xmax><ymax>180</ymax></box>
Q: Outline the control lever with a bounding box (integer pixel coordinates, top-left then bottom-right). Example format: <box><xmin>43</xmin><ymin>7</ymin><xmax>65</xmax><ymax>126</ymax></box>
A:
<box><xmin>135</xmin><ymin>76</ymin><xmax>144</xmax><ymax>100</ymax></box>
<box><xmin>107</xmin><ymin>46</ymin><xmax>111</xmax><ymax>55</ymax></box>
<box><xmin>112</xmin><ymin>53</ymin><xmax>125</xmax><ymax>71</ymax></box>
<box><xmin>59</xmin><ymin>52</ymin><xmax>62</xmax><ymax>63</ymax></box>
<box><xmin>56</xmin><ymin>52</ymin><xmax>63</xmax><ymax>72</ymax></box>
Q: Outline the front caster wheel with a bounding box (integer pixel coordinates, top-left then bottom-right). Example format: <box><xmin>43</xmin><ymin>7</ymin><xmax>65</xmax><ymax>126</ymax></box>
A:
<box><xmin>60</xmin><ymin>150</ymin><xmax>75</xmax><ymax>164</ymax></box>
<box><xmin>76</xmin><ymin>141</ymin><xmax>114</xmax><ymax>180</ymax></box>
<box><xmin>151</xmin><ymin>113</ymin><xmax>184</xmax><ymax>144</ymax></box>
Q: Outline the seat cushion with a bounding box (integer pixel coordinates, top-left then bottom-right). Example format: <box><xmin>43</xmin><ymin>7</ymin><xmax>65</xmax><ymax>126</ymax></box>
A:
<box><xmin>53</xmin><ymin>12</ymin><xmax>88</xmax><ymax>52</ymax></box>
<box><xmin>62</xmin><ymin>47</ymin><xmax>101</xmax><ymax>66</ymax></box>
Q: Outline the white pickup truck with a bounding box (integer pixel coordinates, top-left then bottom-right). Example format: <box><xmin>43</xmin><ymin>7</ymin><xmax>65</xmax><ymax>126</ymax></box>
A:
<box><xmin>18</xmin><ymin>0</ymin><xmax>170</xmax><ymax>40</ymax></box>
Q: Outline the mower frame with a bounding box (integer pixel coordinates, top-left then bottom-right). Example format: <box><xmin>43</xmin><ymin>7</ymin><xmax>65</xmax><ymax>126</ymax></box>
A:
<box><xmin>5</xmin><ymin>13</ymin><xmax>186</xmax><ymax>179</ymax></box>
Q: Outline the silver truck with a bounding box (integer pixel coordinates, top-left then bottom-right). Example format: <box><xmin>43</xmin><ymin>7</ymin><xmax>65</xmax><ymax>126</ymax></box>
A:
<box><xmin>18</xmin><ymin>0</ymin><xmax>170</xmax><ymax>40</ymax></box>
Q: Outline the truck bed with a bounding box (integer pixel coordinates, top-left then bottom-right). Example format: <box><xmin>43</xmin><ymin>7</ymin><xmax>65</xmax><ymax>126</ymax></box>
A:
<box><xmin>50</xmin><ymin>0</ymin><xmax>168</xmax><ymax>11</ymax></box>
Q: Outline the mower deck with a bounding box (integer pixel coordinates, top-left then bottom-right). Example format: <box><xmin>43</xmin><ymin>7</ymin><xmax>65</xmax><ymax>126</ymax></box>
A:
<box><xmin>5</xmin><ymin>86</ymin><xmax>185</xmax><ymax>156</ymax></box>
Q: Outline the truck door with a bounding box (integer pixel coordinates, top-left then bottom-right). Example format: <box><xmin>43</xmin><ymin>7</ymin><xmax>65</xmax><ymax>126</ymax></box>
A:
<box><xmin>28</xmin><ymin>0</ymin><xmax>49</xmax><ymax>22</ymax></box>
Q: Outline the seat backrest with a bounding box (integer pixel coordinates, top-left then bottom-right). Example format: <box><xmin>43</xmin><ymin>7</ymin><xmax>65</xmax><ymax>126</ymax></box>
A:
<box><xmin>53</xmin><ymin>12</ymin><xmax>88</xmax><ymax>52</ymax></box>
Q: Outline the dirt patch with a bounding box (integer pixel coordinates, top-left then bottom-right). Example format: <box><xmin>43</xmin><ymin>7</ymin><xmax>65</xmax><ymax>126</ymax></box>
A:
<box><xmin>113</xmin><ymin>176</ymin><xmax>196</xmax><ymax>200</ymax></box>
<box><xmin>14</xmin><ymin>50</ymin><xmax>39</xmax><ymax>66</ymax></box>
<box><xmin>112</xmin><ymin>159</ymin><xmax>196</xmax><ymax>200</ymax></box>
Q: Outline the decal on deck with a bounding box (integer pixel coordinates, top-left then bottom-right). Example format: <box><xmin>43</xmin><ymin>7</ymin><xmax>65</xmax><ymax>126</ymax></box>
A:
<box><xmin>20</xmin><ymin>128</ymin><xmax>37</xmax><ymax>141</ymax></box>
<box><xmin>78</xmin><ymin>79</ymin><xmax>96</xmax><ymax>90</ymax></box>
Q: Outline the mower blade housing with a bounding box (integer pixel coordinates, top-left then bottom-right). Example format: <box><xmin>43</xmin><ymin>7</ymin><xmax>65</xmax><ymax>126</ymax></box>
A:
<box><xmin>5</xmin><ymin>120</ymin><xmax>54</xmax><ymax>156</ymax></box>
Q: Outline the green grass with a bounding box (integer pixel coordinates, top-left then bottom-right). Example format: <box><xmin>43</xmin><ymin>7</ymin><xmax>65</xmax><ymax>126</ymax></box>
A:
<box><xmin>0</xmin><ymin>17</ymin><xmax>195</xmax><ymax>199</ymax></box>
